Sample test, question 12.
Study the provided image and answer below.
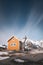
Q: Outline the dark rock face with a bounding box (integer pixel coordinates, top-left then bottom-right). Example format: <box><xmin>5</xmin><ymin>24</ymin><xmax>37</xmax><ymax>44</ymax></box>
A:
<box><xmin>0</xmin><ymin>60</ymin><xmax>43</xmax><ymax>65</ymax></box>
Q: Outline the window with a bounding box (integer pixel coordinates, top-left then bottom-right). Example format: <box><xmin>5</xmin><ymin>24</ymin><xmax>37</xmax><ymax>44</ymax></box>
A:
<box><xmin>10</xmin><ymin>43</ymin><xmax>16</xmax><ymax>46</ymax></box>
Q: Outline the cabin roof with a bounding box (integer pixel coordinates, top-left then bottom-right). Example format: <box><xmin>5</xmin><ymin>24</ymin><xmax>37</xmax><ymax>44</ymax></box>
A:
<box><xmin>8</xmin><ymin>36</ymin><xmax>14</xmax><ymax>42</ymax></box>
<box><xmin>8</xmin><ymin>36</ymin><xmax>19</xmax><ymax>42</ymax></box>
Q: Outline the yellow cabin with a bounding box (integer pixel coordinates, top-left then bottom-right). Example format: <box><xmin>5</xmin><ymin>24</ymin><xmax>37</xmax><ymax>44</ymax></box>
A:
<box><xmin>7</xmin><ymin>36</ymin><xmax>20</xmax><ymax>51</ymax></box>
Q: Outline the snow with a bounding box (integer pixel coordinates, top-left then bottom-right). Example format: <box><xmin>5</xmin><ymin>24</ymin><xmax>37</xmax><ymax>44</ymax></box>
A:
<box><xmin>0</xmin><ymin>56</ymin><xmax>9</xmax><ymax>60</ymax></box>
<box><xmin>14</xmin><ymin>58</ymin><xmax>24</xmax><ymax>62</ymax></box>
<box><xmin>0</xmin><ymin>51</ymin><xmax>9</xmax><ymax>60</ymax></box>
<box><xmin>21</xmin><ymin>38</ymin><xmax>43</xmax><ymax>48</ymax></box>
<box><xmin>0</xmin><ymin>45</ymin><xmax>6</xmax><ymax>48</ymax></box>
<box><xmin>0</xmin><ymin>51</ymin><xmax>8</xmax><ymax>55</ymax></box>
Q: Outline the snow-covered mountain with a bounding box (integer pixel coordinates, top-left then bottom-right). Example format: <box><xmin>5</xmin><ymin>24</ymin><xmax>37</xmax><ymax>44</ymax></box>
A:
<box><xmin>20</xmin><ymin>36</ymin><xmax>43</xmax><ymax>49</ymax></box>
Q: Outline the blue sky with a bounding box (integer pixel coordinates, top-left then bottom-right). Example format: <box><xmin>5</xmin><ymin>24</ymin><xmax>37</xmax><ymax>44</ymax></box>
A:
<box><xmin>0</xmin><ymin>0</ymin><xmax>43</xmax><ymax>44</ymax></box>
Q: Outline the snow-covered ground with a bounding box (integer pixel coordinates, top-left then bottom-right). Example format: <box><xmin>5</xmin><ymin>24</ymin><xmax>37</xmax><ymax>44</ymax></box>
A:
<box><xmin>0</xmin><ymin>51</ymin><xmax>8</xmax><ymax>55</ymax></box>
<box><xmin>0</xmin><ymin>51</ymin><xmax>9</xmax><ymax>60</ymax></box>
<box><xmin>0</xmin><ymin>45</ymin><xmax>6</xmax><ymax>48</ymax></box>
<box><xmin>14</xmin><ymin>58</ymin><xmax>24</xmax><ymax>62</ymax></box>
<box><xmin>0</xmin><ymin>56</ymin><xmax>9</xmax><ymax>60</ymax></box>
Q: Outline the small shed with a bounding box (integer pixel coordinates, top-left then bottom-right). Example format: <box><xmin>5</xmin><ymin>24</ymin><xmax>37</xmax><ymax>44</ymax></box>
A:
<box><xmin>7</xmin><ymin>36</ymin><xmax>20</xmax><ymax>51</ymax></box>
